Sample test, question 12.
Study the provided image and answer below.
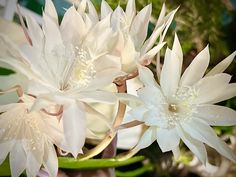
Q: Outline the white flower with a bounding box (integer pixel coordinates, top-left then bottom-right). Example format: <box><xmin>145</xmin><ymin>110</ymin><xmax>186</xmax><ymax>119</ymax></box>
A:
<box><xmin>0</xmin><ymin>0</ymin><xmax>122</xmax><ymax>157</ymax></box>
<box><xmin>0</xmin><ymin>95</ymin><xmax>64</xmax><ymax>177</ymax></box>
<box><xmin>101</xmin><ymin>0</ymin><xmax>178</xmax><ymax>72</ymax></box>
<box><xmin>129</xmin><ymin>34</ymin><xmax>236</xmax><ymax>164</ymax></box>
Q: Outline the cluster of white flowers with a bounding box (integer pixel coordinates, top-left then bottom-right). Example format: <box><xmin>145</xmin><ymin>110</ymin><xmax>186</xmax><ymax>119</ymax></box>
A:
<box><xmin>0</xmin><ymin>0</ymin><xmax>235</xmax><ymax>176</ymax></box>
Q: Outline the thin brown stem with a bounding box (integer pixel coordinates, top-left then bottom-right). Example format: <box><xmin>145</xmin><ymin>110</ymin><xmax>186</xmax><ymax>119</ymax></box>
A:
<box><xmin>0</xmin><ymin>85</ymin><xmax>23</xmax><ymax>97</ymax></box>
<box><xmin>41</xmin><ymin>105</ymin><xmax>63</xmax><ymax>117</ymax></box>
<box><xmin>78</xmin><ymin>80</ymin><xmax>127</xmax><ymax>160</ymax></box>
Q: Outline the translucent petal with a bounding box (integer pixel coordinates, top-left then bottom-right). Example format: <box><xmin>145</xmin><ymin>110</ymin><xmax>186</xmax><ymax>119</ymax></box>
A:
<box><xmin>125</xmin><ymin>0</ymin><xmax>136</xmax><ymax>21</ymax></box>
<box><xmin>206</xmin><ymin>51</ymin><xmax>236</xmax><ymax>76</ymax></box>
<box><xmin>44</xmin><ymin>0</ymin><xmax>58</xmax><ymax>24</ymax></box>
<box><xmin>101</xmin><ymin>0</ymin><xmax>113</xmax><ymax>19</ymax></box>
<box><xmin>182</xmin><ymin>118</ymin><xmax>236</xmax><ymax>162</ymax></box>
<box><xmin>62</xmin><ymin>101</ymin><xmax>86</xmax><ymax>157</ymax></box>
<box><xmin>176</xmin><ymin>125</ymin><xmax>207</xmax><ymax>164</ymax></box>
<box><xmin>156</xmin><ymin>128</ymin><xmax>180</xmax><ymax>152</ymax></box>
<box><xmin>138</xmin><ymin>65</ymin><xmax>158</xmax><ymax>87</ymax></box>
<box><xmin>139</xmin><ymin>42</ymin><xmax>166</xmax><ymax>63</ymax></box>
<box><xmin>43</xmin><ymin>144</ymin><xmax>58</xmax><ymax>177</ymax></box>
<box><xmin>172</xmin><ymin>33</ymin><xmax>183</xmax><ymax>72</ymax></box>
<box><xmin>210</xmin><ymin>83</ymin><xmax>236</xmax><ymax>103</ymax></box>
<box><xmin>77</xmin><ymin>90</ymin><xmax>118</xmax><ymax>103</ymax></box>
<box><xmin>60</xmin><ymin>7</ymin><xmax>86</xmax><ymax>44</ymax></box>
<box><xmin>160</xmin><ymin>48</ymin><xmax>181</xmax><ymax>100</ymax></box>
<box><xmin>10</xmin><ymin>141</ymin><xmax>27</xmax><ymax>177</ymax></box>
<box><xmin>135</xmin><ymin>127</ymin><xmax>156</xmax><ymax>150</ymax></box>
<box><xmin>180</xmin><ymin>45</ymin><xmax>210</xmax><ymax>86</ymax></box>
<box><xmin>130</xmin><ymin>4</ymin><xmax>152</xmax><ymax>49</ymax></box>
<box><xmin>25</xmin><ymin>15</ymin><xmax>43</xmax><ymax>49</ymax></box>
<box><xmin>0</xmin><ymin>142</ymin><xmax>13</xmax><ymax>164</ymax></box>
<box><xmin>193</xmin><ymin>73</ymin><xmax>231</xmax><ymax>104</ymax></box>
<box><xmin>195</xmin><ymin>104</ymin><xmax>236</xmax><ymax>126</ymax></box>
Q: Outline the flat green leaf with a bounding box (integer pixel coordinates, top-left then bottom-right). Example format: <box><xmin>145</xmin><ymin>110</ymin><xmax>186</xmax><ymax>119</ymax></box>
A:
<box><xmin>0</xmin><ymin>67</ymin><xmax>15</xmax><ymax>75</ymax></box>
<box><xmin>58</xmin><ymin>156</ymin><xmax>145</xmax><ymax>169</ymax></box>
<box><xmin>0</xmin><ymin>156</ymin><xmax>145</xmax><ymax>176</ymax></box>
<box><xmin>116</xmin><ymin>164</ymin><xmax>154</xmax><ymax>177</ymax></box>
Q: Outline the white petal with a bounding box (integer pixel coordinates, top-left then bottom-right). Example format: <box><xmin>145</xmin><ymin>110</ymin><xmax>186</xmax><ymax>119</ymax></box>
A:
<box><xmin>85</xmin><ymin>103</ymin><xmax>112</xmax><ymax>131</ymax></box>
<box><xmin>62</xmin><ymin>101</ymin><xmax>86</xmax><ymax>157</ymax></box>
<box><xmin>159</xmin><ymin>8</ymin><xmax>178</xmax><ymax>42</ymax></box>
<box><xmin>42</xmin><ymin>13</ymin><xmax>63</xmax><ymax>53</ymax></box>
<box><xmin>116</xmin><ymin>93</ymin><xmax>142</xmax><ymax>109</ymax></box>
<box><xmin>0</xmin><ymin>34</ymin><xmax>22</xmax><ymax>59</ymax></box>
<box><xmin>44</xmin><ymin>0</ymin><xmax>58</xmax><ymax>24</ymax></box>
<box><xmin>176</xmin><ymin>125</ymin><xmax>207</xmax><ymax>164</ymax></box>
<box><xmin>160</xmin><ymin>48</ymin><xmax>181</xmax><ymax>100</ymax></box>
<box><xmin>137</xmin><ymin>86</ymin><xmax>164</xmax><ymax>107</ymax></box>
<box><xmin>211</xmin><ymin>83</ymin><xmax>236</xmax><ymax>103</ymax></box>
<box><xmin>193</xmin><ymin>73</ymin><xmax>231</xmax><ymax>104</ymax></box>
<box><xmin>139</xmin><ymin>42</ymin><xmax>166</xmax><ymax>64</ymax></box>
<box><xmin>127</xmin><ymin>105</ymin><xmax>148</xmax><ymax>121</ymax></box>
<box><xmin>172</xmin><ymin>33</ymin><xmax>183</xmax><ymax>72</ymax></box>
<box><xmin>130</xmin><ymin>4</ymin><xmax>152</xmax><ymax>49</ymax></box>
<box><xmin>156</xmin><ymin>128</ymin><xmax>180</xmax><ymax>152</ymax></box>
<box><xmin>77</xmin><ymin>91</ymin><xmax>118</xmax><ymax>103</ymax></box>
<box><xmin>195</xmin><ymin>104</ymin><xmax>236</xmax><ymax>126</ymax></box>
<box><xmin>138</xmin><ymin>65</ymin><xmax>158</xmax><ymax>87</ymax></box>
<box><xmin>0</xmin><ymin>103</ymin><xmax>18</xmax><ymax>112</ymax></box>
<box><xmin>60</xmin><ymin>7</ymin><xmax>86</xmax><ymax>44</ymax></box>
<box><xmin>206</xmin><ymin>51</ymin><xmax>236</xmax><ymax>76</ymax></box>
<box><xmin>134</xmin><ymin>127</ymin><xmax>156</xmax><ymax>150</ymax></box>
<box><xmin>111</xmin><ymin>6</ymin><xmax>125</xmax><ymax>31</ymax></box>
<box><xmin>141</xmin><ymin>24</ymin><xmax>165</xmax><ymax>55</ymax></box>
<box><xmin>0</xmin><ymin>57</ymin><xmax>36</xmax><ymax>81</ymax></box>
<box><xmin>180</xmin><ymin>45</ymin><xmax>210</xmax><ymax>86</ymax></box>
<box><xmin>94</xmin><ymin>55</ymin><xmax>121</xmax><ymax>72</ymax></box>
<box><xmin>0</xmin><ymin>142</ymin><xmax>13</xmax><ymax>164</ymax></box>
<box><xmin>125</xmin><ymin>0</ymin><xmax>136</xmax><ymax>21</ymax></box>
<box><xmin>117</xmin><ymin>124</ymin><xmax>143</xmax><ymax>149</ymax></box>
<box><xmin>43</xmin><ymin>144</ymin><xmax>58</xmax><ymax>177</ymax></box>
<box><xmin>25</xmin><ymin>152</ymin><xmax>42</xmax><ymax>177</ymax></box>
<box><xmin>10</xmin><ymin>142</ymin><xmax>27</xmax><ymax>177</ymax></box>
<box><xmin>121</xmin><ymin>36</ymin><xmax>138</xmax><ymax>72</ymax></box>
<box><xmin>25</xmin><ymin>15</ymin><xmax>44</xmax><ymax>49</ymax></box>
<box><xmin>172</xmin><ymin>146</ymin><xmax>180</xmax><ymax>160</ymax></box>
<box><xmin>101</xmin><ymin>0</ymin><xmax>113</xmax><ymax>19</ymax></box>
<box><xmin>156</xmin><ymin>3</ymin><xmax>166</xmax><ymax>27</ymax></box>
<box><xmin>182</xmin><ymin>118</ymin><xmax>236</xmax><ymax>162</ymax></box>
<box><xmin>86</xmin><ymin>0</ymin><xmax>99</xmax><ymax>23</ymax></box>
<box><xmin>85</xmin><ymin>68</ymin><xmax>123</xmax><ymax>91</ymax></box>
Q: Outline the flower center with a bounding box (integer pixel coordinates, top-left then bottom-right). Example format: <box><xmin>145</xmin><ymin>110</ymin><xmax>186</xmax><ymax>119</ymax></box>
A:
<box><xmin>70</xmin><ymin>47</ymin><xmax>96</xmax><ymax>88</ymax></box>
<box><xmin>168</xmin><ymin>103</ymin><xmax>178</xmax><ymax>113</ymax></box>
<box><xmin>164</xmin><ymin>86</ymin><xmax>198</xmax><ymax>129</ymax></box>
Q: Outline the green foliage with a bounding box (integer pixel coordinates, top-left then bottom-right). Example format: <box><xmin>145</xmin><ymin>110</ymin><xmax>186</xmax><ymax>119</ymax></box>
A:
<box><xmin>0</xmin><ymin>67</ymin><xmax>15</xmax><ymax>75</ymax></box>
<box><xmin>0</xmin><ymin>156</ymin><xmax>145</xmax><ymax>176</ymax></box>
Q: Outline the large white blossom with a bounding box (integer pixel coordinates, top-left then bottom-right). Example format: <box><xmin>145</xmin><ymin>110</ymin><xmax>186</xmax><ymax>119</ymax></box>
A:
<box><xmin>129</xmin><ymin>34</ymin><xmax>236</xmax><ymax>164</ymax></box>
<box><xmin>0</xmin><ymin>94</ymin><xmax>64</xmax><ymax>177</ymax></box>
<box><xmin>101</xmin><ymin>0</ymin><xmax>178</xmax><ymax>72</ymax></box>
<box><xmin>0</xmin><ymin>0</ymin><xmax>122</xmax><ymax>157</ymax></box>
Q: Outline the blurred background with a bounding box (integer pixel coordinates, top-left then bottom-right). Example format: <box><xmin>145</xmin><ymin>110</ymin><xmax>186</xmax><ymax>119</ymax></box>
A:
<box><xmin>0</xmin><ymin>0</ymin><xmax>236</xmax><ymax>177</ymax></box>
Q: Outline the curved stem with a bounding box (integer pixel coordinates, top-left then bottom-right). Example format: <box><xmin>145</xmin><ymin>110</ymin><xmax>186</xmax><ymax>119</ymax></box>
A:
<box><xmin>41</xmin><ymin>105</ymin><xmax>63</xmax><ymax>116</ymax></box>
<box><xmin>0</xmin><ymin>85</ymin><xmax>23</xmax><ymax>97</ymax></box>
<box><xmin>78</xmin><ymin>81</ymin><xmax>127</xmax><ymax>160</ymax></box>
<box><xmin>113</xmin><ymin>70</ymin><xmax>138</xmax><ymax>86</ymax></box>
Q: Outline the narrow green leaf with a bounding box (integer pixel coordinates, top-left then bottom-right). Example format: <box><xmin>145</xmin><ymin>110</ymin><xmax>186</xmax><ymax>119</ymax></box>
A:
<box><xmin>59</xmin><ymin>156</ymin><xmax>145</xmax><ymax>169</ymax></box>
<box><xmin>115</xmin><ymin>164</ymin><xmax>154</xmax><ymax>177</ymax></box>
<box><xmin>0</xmin><ymin>156</ymin><xmax>145</xmax><ymax>176</ymax></box>
<box><xmin>0</xmin><ymin>67</ymin><xmax>15</xmax><ymax>75</ymax></box>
